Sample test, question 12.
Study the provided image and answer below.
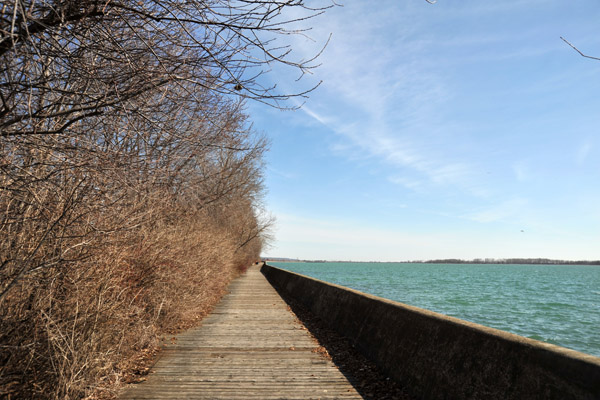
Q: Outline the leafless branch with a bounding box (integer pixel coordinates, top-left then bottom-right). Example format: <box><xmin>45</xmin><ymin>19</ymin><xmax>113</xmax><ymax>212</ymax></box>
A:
<box><xmin>560</xmin><ymin>36</ymin><xmax>600</xmax><ymax>61</ymax></box>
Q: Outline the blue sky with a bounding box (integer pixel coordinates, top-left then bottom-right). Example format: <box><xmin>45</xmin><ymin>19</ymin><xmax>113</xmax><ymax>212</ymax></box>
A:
<box><xmin>249</xmin><ymin>1</ymin><xmax>600</xmax><ymax>261</ymax></box>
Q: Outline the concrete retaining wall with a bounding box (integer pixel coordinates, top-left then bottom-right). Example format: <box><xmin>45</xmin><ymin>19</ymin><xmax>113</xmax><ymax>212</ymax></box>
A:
<box><xmin>261</xmin><ymin>263</ymin><xmax>600</xmax><ymax>400</ymax></box>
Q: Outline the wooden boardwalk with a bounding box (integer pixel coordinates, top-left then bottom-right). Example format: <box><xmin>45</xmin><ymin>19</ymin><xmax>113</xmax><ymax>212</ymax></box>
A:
<box><xmin>120</xmin><ymin>265</ymin><xmax>363</xmax><ymax>399</ymax></box>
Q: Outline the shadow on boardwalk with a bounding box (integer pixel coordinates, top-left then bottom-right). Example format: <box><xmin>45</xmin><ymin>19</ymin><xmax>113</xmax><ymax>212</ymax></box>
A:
<box><xmin>273</xmin><ymin>284</ymin><xmax>415</xmax><ymax>400</ymax></box>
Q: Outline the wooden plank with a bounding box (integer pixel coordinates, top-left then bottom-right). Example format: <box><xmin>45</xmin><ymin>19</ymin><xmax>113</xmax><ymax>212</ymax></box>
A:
<box><xmin>119</xmin><ymin>265</ymin><xmax>363</xmax><ymax>399</ymax></box>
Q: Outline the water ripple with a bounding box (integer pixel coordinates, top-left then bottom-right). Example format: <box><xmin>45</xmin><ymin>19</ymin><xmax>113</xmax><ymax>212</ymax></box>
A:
<box><xmin>274</xmin><ymin>262</ymin><xmax>600</xmax><ymax>357</ymax></box>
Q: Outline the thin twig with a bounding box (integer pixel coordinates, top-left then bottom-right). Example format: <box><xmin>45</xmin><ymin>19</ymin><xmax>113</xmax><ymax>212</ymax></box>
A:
<box><xmin>560</xmin><ymin>36</ymin><xmax>600</xmax><ymax>61</ymax></box>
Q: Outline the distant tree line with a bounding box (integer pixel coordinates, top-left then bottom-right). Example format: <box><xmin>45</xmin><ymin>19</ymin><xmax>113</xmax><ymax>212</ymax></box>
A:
<box><xmin>0</xmin><ymin>1</ymin><xmax>331</xmax><ymax>398</ymax></box>
<box><xmin>264</xmin><ymin>258</ymin><xmax>600</xmax><ymax>265</ymax></box>
<box><xmin>421</xmin><ymin>258</ymin><xmax>600</xmax><ymax>265</ymax></box>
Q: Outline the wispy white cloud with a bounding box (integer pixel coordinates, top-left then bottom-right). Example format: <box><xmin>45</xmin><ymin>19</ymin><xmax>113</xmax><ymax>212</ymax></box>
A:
<box><xmin>270</xmin><ymin>211</ymin><xmax>461</xmax><ymax>261</ymax></box>
<box><xmin>268</xmin><ymin>208</ymin><xmax>600</xmax><ymax>261</ymax></box>
<box><xmin>576</xmin><ymin>141</ymin><xmax>592</xmax><ymax>166</ymax></box>
<box><xmin>388</xmin><ymin>175</ymin><xmax>423</xmax><ymax>191</ymax></box>
<box><xmin>466</xmin><ymin>198</ymin><xmax>529</xmax><ymax>224</ymax></box>
<box><xmin>301</xmin><ymin>105</ymin><xmax>330</xmax><ymax>127</ymax></box>
<box><xmin>268</xmin><ymin>166</ymin><xmax>296</xmax><ymax>180</ymax></box>
<box><xmin>282</xmin><ymin>3</ymin><xmax>488</xmax><ymax>196</ymax></box>
<box><xmin>261</xmin><ymin>1</ymin><xmax>600</xmax><ymax>261</ymax></box>
<box><xmin>512</xmin><ymin>161</ymin><xmax>532</xmax><ymax>182</ymax></box>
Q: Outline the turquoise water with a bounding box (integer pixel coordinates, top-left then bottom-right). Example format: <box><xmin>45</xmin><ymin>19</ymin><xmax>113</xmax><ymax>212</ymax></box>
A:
<box><xmin>270</xmin><ymin>262</ymin><xmax>600</xmax><ymax>357</ymax></box>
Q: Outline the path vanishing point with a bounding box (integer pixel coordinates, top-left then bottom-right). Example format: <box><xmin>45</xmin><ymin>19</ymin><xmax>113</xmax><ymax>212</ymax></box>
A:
<box><xmin>120</xmin><ymin>264</ymin><xmax>363</xmax><ymax>399</ymax></box>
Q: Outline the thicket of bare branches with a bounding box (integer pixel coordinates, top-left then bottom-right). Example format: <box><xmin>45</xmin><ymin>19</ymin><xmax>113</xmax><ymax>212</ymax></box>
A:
<box><xmin>0</xmin><ymin>0</ymin><xmax>327</xmax><ymax>398</ymax></box>
<box><xmin>0</xmin><ymin>91</ymin><xmax>271</xmax><ymax>399</ymax></box>
<box><xmin>1</xmin><ymin>0</ymin><xmax>330</xmax><ymax>136</ymax></box>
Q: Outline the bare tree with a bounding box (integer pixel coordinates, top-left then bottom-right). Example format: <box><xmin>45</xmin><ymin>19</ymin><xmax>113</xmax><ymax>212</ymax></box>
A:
<box><xmin>1</xmin><ymin>0</ymin><xmax>326</xmax><ymax>300</ymax></box>
<box><xmin>0</xmin><ymin>75</ymin><xmax>273</xmax><ymax>398</ymax></box>
<box><xmin>0</xmin><ymin>0</ymin><xmax>332</xmax><ymax>138</ymax></box>
<box><xmin>0</xmin><ymin>3</ymin><xmax>300</xmax><ymax>397</ymax></box>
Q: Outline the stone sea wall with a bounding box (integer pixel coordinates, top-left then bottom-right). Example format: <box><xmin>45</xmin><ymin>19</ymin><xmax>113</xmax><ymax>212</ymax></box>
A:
<box><xmin>261</xmin><ymin>264</ymin><xmax>600</xmax><ymax>400</ymax></box>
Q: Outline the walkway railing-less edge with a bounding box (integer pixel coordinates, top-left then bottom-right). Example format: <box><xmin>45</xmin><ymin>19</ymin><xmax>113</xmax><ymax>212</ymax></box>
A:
<box><xmin>262</xmin><ymin>263</ymin><xmax>600</xmax><ymax>400</ymax></box>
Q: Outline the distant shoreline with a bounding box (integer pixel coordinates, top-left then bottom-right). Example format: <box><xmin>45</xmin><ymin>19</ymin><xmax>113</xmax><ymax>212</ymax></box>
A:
<box><xmin>263</xmin><ymin>258</ymin><xmax>600</xmax><ymax>266</ymax></box>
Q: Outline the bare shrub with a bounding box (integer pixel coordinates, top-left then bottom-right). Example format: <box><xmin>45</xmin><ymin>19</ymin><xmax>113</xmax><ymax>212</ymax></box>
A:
<box><xmin>0</xmin><ymin>1</ymin><xmax>318</xmax><ymax>397</ymax></box>
<box><xmin>0</xmin><ymin>97</ymin><xmax>270</xmax><ymax>399</ymax></box>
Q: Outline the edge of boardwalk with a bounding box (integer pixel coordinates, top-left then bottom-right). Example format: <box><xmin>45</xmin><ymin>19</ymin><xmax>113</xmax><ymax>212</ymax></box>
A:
<box><xmin>119</xmin><ymin>264</ymin><xmax>364</xmax><ymax>400</ymax></box>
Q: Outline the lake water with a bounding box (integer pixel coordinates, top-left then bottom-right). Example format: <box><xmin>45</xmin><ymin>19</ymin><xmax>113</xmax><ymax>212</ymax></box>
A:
<box><xmin>270</xmin><ymin>262</ymin><xmax>600</xmax><ymax>357</ymax></box>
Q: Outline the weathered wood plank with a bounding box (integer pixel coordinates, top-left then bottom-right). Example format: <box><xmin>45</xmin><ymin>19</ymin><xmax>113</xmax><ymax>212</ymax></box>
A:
<box><xmin>119</xmin><ymin>265</ymin><xmax>363</xmax><ymax>399</ymax></box>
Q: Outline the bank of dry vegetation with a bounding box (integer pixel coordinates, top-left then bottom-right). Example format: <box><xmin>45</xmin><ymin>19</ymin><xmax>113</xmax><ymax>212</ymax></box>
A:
<box><xmin>0</xmin><ymin>1</ymin><xmax>329</xmax><ymax>398</ymax></box>
<box><xmin>0</xmin><ymin>101</ymin><xmax>268</xmax><ymax>399</ymax></box>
